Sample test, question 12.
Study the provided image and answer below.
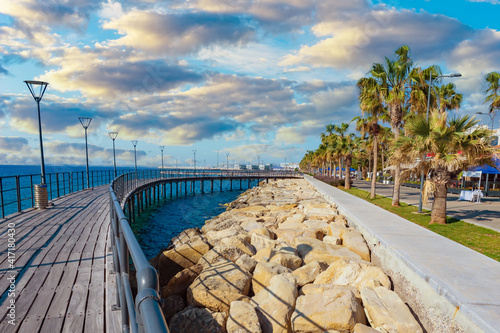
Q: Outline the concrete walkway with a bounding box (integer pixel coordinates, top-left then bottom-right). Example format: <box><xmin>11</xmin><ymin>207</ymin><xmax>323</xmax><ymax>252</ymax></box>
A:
<box><xmin>306</xmin><ymin>176</ymin><xmax>500</xmax><ymax>333</ymax></box>
<box><xmin>352</xmin><ymin>180</ymin><xmax>500</xmax><ymax>233</ymax></box>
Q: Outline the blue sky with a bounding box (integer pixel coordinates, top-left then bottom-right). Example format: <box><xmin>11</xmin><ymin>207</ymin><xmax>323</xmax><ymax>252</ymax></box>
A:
<box><xmin>0</xmin><ymin>0</ymin><xmax>499</xmax><ymax>168</ymax></box>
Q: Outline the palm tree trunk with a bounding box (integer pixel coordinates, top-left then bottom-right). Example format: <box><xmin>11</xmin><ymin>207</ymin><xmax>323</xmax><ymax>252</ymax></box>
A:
<box><xmin>338</xmin><ymin>158</ymin><xmax>342</xmax><ymax>179</ymax></box>
<box><xmin>345</xmin><ymin>156</ymin><xmax>352</xmax><ymax>189</ymax></box>
<box><xmin>368</xmin><ymin>149</ymin><xmax>372</xmax><ymax>180</ymax></box>
<box><xmin>381</xmin><ymin>147</ymin><xmax>385</xmax><ymax>179</ymax></box>
<box><xmin>370</xmin><ymin>136</ymin><xmax>378</xmax><ymax>199</ymax></box>
<box><xmin>431</xmin><ymin>182</ymin><xmax>448</xmax><ymax>224</ymax></box>
<box><xmin>392</xmin><ymin>128</ymin><xmax>401</xmax><ymax>207</ymax></box>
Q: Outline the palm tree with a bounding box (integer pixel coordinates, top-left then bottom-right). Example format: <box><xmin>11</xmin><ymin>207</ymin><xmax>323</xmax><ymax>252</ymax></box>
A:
<box><xmin>435</xmin><ymin>83</ymin><xmax>462</xmax><ymax>113</ymax></box>
<box><xmin>357</xmin><ymin>76</ymin><xmax>388</xmax><ymax>198</ymax></box>
<box><xmin>391</xmin><ymin>111</ymin><xmax>497</xmax><ymax>224</ymax></box>
<box><xmin>484</xmin><ymin>71</ymin><xmax>500</xmax><ymax>125</ymax></box>
<box><xmin>366</xmin><ymin>45</ymin><xmax>415</xmax><ymax>206</ymax></box>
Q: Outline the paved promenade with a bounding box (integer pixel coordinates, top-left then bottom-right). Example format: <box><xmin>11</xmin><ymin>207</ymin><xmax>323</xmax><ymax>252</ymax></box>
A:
<box><xmin>307</xmin><ymin>176</ymin><xmax>500</xmax><ymax>333</ymax></box>
<box><xmin>352</xmin><ymin>180</ymin><xmax>500</xmax><ymax>233</ymax></box>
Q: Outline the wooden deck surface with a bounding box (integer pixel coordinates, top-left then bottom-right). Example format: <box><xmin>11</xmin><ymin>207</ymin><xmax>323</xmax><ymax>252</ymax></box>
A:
<box><xmin>0</xmin><ymin>186</ymin><xmax>121</xmax><ymax>332</ymax></box>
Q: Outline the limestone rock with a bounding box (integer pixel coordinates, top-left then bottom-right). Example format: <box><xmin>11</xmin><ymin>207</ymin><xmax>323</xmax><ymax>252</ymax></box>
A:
<box><xmin>323</xmin><ymin>235</ymin><xmax>342</xmax><ymax>245</ymax></box>
<box><xmin>342</xmin><ymin>229</ymin><xmax>370</xmax><ymax>261</ymax></box>
<box><xmin>227</xmin><ymin>300</ymin><xmax>262</xmax><ymax>333</ymax></box>
<box><xmin>295</xmin><ymin>237</ymin><xmax>361</xmax><ymax>265</ymax></box>
<box><xmin>334</xmin><ymin>215</ymin><xmax>348</xmax><ymax>227</ymax></box>
<box><xmin>354</xmin><ymin>323</ymin><xmax>379</xmax><ymax>333</ymax></box>
<box><xmin>251</xmin><ymin>233</ymin><xmax>280</xmax><ymax>252</ymax></box>
<box><xmin>291</xmin><ymin>286</ymin><xmax>366</xmax><ymax>332</ymax></box>
<box><xmin>282</xmin><ymin>212</ymin><xmax>306</xmax><ymax>224</ymax></box>
<box><xmin>251</xmin><ymin>273</ymin><xmax>298</xmax><ymax>333</ymax></box>
<box><xmin>302</xmin><ymin>219</ymin><xmax>330</xmax><ymax>234</ymax></box>
<box><xmin>219</xmin><ymin>236</ymin><xmax>256</xmax><ymax>256</ymax></box>
<box><xmin>162</xmin><ymin>264</ymin><xmax>204</xmax><ymax>298</ymax></box>
<box><xmin>206</xmin><ymin>228</ymin><xmax>247</xmax><ymax>247</ymax></box>
<box><xmin>361</xmin><ymin>286</ymin><xmax>423</xmax><ymax>333</ymax></box>
<box><xmin>253</xmin><ymin>247</ymin><xmax>302</xmax><ymax>270</ymax></box>
<box><xmin>304</xmin><ymin>208</ymin><xmax>337</xmax><ymax>221</ymax></box>
<box><xmin>301</xmin><ymin>283</ymin><xmax>360</xmax><ymax>300</ymax></box>
<box><xmin>292</xmin><ymin>260</ymin><xmax>329</xmax><ymax>287</ymax></box>
<box><xmin>314</xmin><ymin>259</ymin><xmax>391</xmax><ymax>291</ymax></box>
<box><xmin>156</xmin><ymin>237</ymin><xmax>211</xmax><ymax>285</ymax></box>
<box><xmin>169</xmin><ymin>306</ymin><xmax>227</xmax><ymax>333</ymax></box>
<box><xmin>327</xmin><ymin>223</ymin><xmax>348</xmax><ymax>238</ymax></box>
<box><xmin>252</xmin><ymin>262</ymin><xmax>292</xmax><ymax>295</ymax></box>
<box><xmin>266</xmin><ymin>203</ymin><xmax>298</xmax><ymax>211</ymax></box>
<box><xmin>188</xmin><ymin>260</ymin><xmax>252</xmax><ymax>312</ymax></box>
<box><xmin>248</xmin><ymin>227</ymin><xmax>273</xmax><ymax>239</ymax></box>
<box><xmin>235</xmin><ymin>254</ymin><xmax>258</xmax><ymax>273</ymax></box>
<box><xmin>198</xmin><ymin>246</ymin><xmax>247</xmax><ymax>269</ymax></box>
<box><xmin>274</xmin><ymin>229</ymin><xmax>323</xmax><ymax>246</ymax></box>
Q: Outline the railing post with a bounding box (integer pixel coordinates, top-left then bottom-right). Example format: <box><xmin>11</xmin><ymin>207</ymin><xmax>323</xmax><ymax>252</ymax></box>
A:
<box><xmin>56</xmin><ymin>173</ymin><xmax>60</xmax><ymax>198</ymax></box>
<box><xmin>0</xmin><ymin>178</ymin><xmax>4</xmax><ymax>218</ymax></box>
<box><xmin>16</xmin><ymin>176</ymin><xmax>21</xmax><ymax>213</ymax></box>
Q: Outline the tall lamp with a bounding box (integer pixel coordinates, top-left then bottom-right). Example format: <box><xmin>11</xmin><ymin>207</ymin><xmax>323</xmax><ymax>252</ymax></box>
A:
<box><xmin>24</xmin><ymin>80</ymin><xmax>49</xmax><ymax>209</ymax></box>
<box><xmin>132</xmin><ymin>140</ymin><xmax>138</xmax><ymax>176</ymax></box>
<box><xmin>79</xmin><ymin>117</ymin><xmax>92</xmax><ymax>189</ymax></box>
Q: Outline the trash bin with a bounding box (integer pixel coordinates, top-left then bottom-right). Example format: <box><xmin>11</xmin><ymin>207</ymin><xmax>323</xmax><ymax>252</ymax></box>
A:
<box><xmin>35</xmin><ymin>184</ymin><xmax>48</xmax><ymax>209</ymax></box>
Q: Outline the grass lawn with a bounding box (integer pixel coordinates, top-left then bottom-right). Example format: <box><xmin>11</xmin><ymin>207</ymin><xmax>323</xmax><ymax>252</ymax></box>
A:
<box><xmin>339</xmin><ymin>186</ymin><xmax>500</xmax><ymax>262</ymax></box>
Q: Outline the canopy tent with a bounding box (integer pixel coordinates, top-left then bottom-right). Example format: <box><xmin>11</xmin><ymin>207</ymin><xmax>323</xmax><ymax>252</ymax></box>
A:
<box><xmin>467</xmin><ymin>159</ymin><xmax>500</xmax><ymax>174</ymax></box>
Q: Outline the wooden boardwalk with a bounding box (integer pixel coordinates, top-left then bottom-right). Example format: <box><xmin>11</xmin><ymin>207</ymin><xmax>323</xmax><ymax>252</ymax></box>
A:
<box><xmin>0</xmin><ymin>186</ymin><xmax>121</xmax><ymax>332</ymax></box>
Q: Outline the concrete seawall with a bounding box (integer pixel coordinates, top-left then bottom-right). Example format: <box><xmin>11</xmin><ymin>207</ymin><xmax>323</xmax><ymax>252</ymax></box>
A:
<box><xmin>305</xmin><ymin>175</ymin><xmax>500</xmax><ymax>333</ymax></box>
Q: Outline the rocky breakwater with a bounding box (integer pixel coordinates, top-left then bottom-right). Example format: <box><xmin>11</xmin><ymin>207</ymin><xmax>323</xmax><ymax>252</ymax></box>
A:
<box><xmin>151</xmin><ymin>179</ymin><xmax>424</xmax><ymax>333</ymax></box>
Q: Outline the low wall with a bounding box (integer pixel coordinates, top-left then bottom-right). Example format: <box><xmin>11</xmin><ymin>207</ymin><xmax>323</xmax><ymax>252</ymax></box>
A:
<box><xmin>305</xmin><ymin>176</ymin><xmax>500</xmax><ymax>333</ymax></box>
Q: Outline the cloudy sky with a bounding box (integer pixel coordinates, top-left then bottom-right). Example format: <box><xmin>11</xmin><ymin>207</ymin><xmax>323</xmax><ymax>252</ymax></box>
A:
<box><xmin>0</xmin><ymin>0</ymin><xmax>499</xmax><ymax>169</ymax></box>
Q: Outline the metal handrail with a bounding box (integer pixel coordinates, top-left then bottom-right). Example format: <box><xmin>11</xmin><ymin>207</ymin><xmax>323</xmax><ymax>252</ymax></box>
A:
<box><xmin>108</xmin><ymin>168</ymin><xmax>302</xmax><ymax>332</ymax></box>
<box><xmin>0</xmin><ymin>169</ymin><xmax>134</xmax><ymax>218</ymax></box>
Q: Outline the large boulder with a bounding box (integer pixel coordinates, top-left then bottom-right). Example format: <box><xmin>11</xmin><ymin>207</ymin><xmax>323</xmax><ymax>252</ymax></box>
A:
<box><xmin>235</xmin><ymin>254</ymin><xmax>258</xmax><ymax>273</ymax></box>
<box><xmin>226</xmin><ymin>301</ymin><xmax>262</xmax><ymax>333</ymax></box>
<box><xmin>251</xmin><ymin>274</ymin><xmax>298</xmax><ymax>333</ymax></box>
<box><xmin>342</xmin><ymin>229</ymin><xmax>371</xmax><ymax>261</ymax></box>
<box><xmin>291</xmin><ymin>286</ymin><xmax>366</xmax><ymax>332</ymax></box>
<box><xmin>291</xmin><ymin>260</ymin><xmax>329</xmax><ymax>287</ymax></box>
<box><xmin>251</xmin><ymin>233</ymin><xmax>281</xmax><ymax>252</ymax></box>
<box><xmin>253</xmin><ymin>247</ymin><xmax>303</xmax><ymax>270</ymax></box>
<box><xmin>354</xmin><ymin>323</ymin><xmax>379</xmax><ymax>333</ymax></box>
<box><xmin>169</xmin><ymin>306</ymin><xmax>227</xmax><ymax>333</ymax></box>
<box><xmin>274</xmin><ymin>229</ymin><xmax>323</xmax><ymax>246</ymax></box>
<box><xmin>162</xmin><ymin>264</ymin><xmax>204</xmax><ymax>298</ymax></box>
<box><xmin>155</xmin><ymin>236</ymin><xmax>211</xmax><ymax>285</ymax></box>
<box><xmin>187</xmin><ymin>260</ymin><xmax>252</xmax><ymax>312</ymax></box>
<box><xmin>252</xmin><ymin>262</ymin><xmax>292</xmax><ymax>295</ymax></box>
<box><xmin>302</xmin><ymin>219</ymin><xmax>330</xmax><ymax>234</ymax></box>
<box><xmin>361</xmin><ymin>286</ymin><xmax>423</xmax><ymax>333</ymax></box>
<box><xmin>295</xmin><ymin>237</ymin><xmax>361</xmax><ymax>265</ymax></box>
<box><xmin>198</xmin><ymin>246</ymin><xmax>247</xmax><ymax>269</ymax></box>
<box><xmin>161</xmin><ymin>295</ymin><xmax>185</xmax><ymax>322</ymax></box>
<box><xmin>314</xmin><ymin>259</ymin><xmax>391</xmax><ymax>291</ymax></box>
<box><xmin>219</xmin><ymin>236</ymin><xmax>256</xmax><ymax>256</ymax></box>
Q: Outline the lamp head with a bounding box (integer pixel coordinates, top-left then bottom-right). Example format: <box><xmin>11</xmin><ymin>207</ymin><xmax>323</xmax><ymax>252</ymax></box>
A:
<box><xmin>24</xmin><ymin>80</ymin><xmax>49</xmax><ymax>102</ymax></box>
<box><xmin>448</xmin><ymin>73</ymin><xmax>462</xmax><ymax>78</ymax></box>
<box><xmin>131</xmin><ymin>140</ymin><xmax>138</xmax><ymax>147</ymax></box>
<box><xmin>79</xmin><ymin>117</ymin><xmax>92</xmax><ymax>129</ymax></box>
<box><xmin>160</xmin><ymin>146</ymin><xmax>165</xmax><ymax>150</ymax></box>
<box><xmin>108</xmin><ymin>132</ymin><xmax>118</xmax><ymax>140</ymax></box>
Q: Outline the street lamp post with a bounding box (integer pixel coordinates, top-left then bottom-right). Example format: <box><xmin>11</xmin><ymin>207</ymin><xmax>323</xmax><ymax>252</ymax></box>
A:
<box><xmin>108</xmin><ymin>132</ymin><xmax>118</xmax><ymax>178</ymax></box>
<box><xmin>476</xmin><ymin>112</ymin><xmax>495</xmax><ymax>130</ymax></box>
<box><xmin>24</xmin><ymin>80</ymin><xmax>49</xmax><ymax>185</ymax></box>
<box><xmin>226</xmin><ymin>153</ymin><xmax>230</xmax><ymax>170</ymax></box>
<box><xmin>131</xmin><ymin>140</ymin><xmax>138</xmax><ymax>176</ymax></box>
<box><xmin>79</xmin><ymin>117</ymin><xmax>92</xmax><ymax>189</ymax></box>
<box><xmin>418</xmin><ymin>72</ymin><xmax>462</xmax><ymax>213</ymax></box>
<box><xmin>193</xmin><ymin>150</ymin><xmax>197</xmax><ymax>175</ymax></box>
<box><xmin>160</xmin><ymin>146</ymin><xmax>165</xmax><ymax>172</ymax></box>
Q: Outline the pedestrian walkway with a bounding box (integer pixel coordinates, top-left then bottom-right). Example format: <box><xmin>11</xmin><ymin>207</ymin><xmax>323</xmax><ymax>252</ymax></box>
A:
<box><xmin>306</xmin><ymin>176</ymin><xmax>500</xmax><ymax>333</ymax></box>
<box><xmin>0</xmin><ymin>186</ymin><xmax>120</xmax><ymax>333</ymax></box>
<box><xmin>352</xmin><ymin>180</ymin><xmax>500</xmax><ymax>233</ymax></box>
